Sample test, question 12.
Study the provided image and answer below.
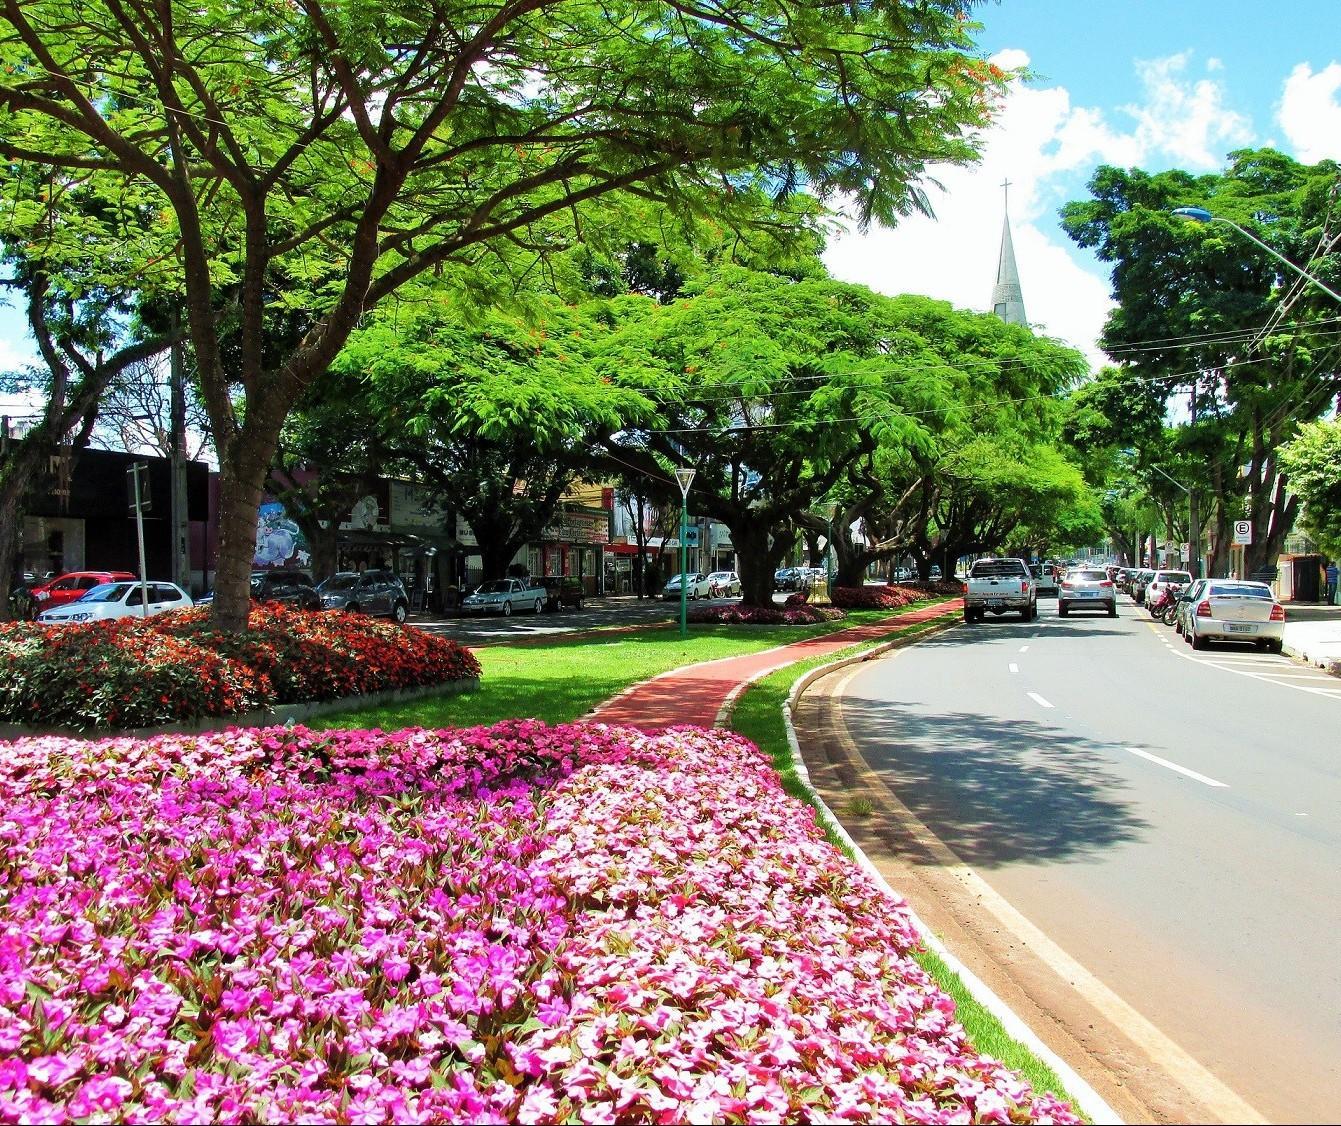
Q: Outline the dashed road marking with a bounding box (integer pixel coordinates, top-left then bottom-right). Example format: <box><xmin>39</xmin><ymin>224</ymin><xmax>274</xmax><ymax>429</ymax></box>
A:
<box><xmin>1128</xmin><ymin>747</ymin><xmax>1228</xmax><ymax>788</ymax></box>
<box><xmin>1026</xmin><ymin>691</ymin><xmax>1054</xmax><ymax>709</ymax></box>
<box><xmin>1008</xmin><ymin>662</ymin><xmax>1019</xmax><ymax>673</ymax></box>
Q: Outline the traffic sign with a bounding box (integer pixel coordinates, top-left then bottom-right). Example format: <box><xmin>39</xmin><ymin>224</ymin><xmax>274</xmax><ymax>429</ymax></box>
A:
<box><xmin>684</xmin><ymin>526</ymin><xmax>700</xmax><ymax>548</ymax></box>
<box><xmin>1233</xmin><ymin>520</ymin><xmax>1252</xmax><ymax>545</ymax></box>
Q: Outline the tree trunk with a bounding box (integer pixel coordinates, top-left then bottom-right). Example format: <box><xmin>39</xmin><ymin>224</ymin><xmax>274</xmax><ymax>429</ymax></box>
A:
<box><xmin>212</xmin><ymin>452</ymin><xmax>270</xmax><ymax>632</ymax></box>
<box><xmin>733</xmin><ymin>520</ymin><xmax>786</xmax><ymax>607</ymax></box>
<box><xmin>0</xmin><ymin>480</ymin><xmax>26</xmax><ymax>621</ymax></box>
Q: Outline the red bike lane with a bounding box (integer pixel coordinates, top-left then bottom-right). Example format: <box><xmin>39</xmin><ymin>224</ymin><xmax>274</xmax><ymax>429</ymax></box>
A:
<box><xmin>590</xmin><ymin>600</ymin><xmax>962</xmax><ymax>730</ymax></box>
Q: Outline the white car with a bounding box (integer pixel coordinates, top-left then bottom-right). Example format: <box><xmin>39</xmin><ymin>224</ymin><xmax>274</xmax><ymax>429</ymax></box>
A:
<box><xmin>706</xmin><ymin>571</ymin><xmax>741</xmax><ymax>597</ymax></box>
<box><xmin>1144</xmin><ymin>569</ymin><xmax>1193</xmax><ymax>610</ymax></box>
<box><xmin>1184</xmin><ymin>579</ymin><xmax>1284</xmax><ymax>652</ymax></box>
<box><xmin>661</xmin><ymin>573</ymin><xmax>713</xmax><ymax>601</ymax></box>
<box><xmin>36</xmin><ymin>581</ymin><xmax>193</xmax><ymax>623</ymax></box>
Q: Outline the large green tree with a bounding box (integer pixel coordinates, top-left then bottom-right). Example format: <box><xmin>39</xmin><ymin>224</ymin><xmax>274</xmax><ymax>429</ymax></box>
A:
<box><xmin>1279</xmin><ymin>419</ymin><xmax>1341</xmax><ymax>561</ymax></box>
<box><xmin>1061</xmin><ymin>148</ymin><xmax>1341</xmax><ymax>577</ymax></box>
<box><xmin>1</xmin><ymin>0</ymin><xmax>1005</xmax><ymax>629</ymax></box>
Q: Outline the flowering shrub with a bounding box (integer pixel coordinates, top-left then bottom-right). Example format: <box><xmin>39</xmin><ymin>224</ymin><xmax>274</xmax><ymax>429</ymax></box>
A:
<box><xmin>900</xmin><ymin>579</ymin><xmax>966</xmax><ymax>597</ymax></box>
<box><xmin>783</xmin><ymin>590</ymin><xmax>810</xmax><ymax>607</ymax></box>
<box><xmin>830</xmin><ymin>584</ymin><xmax>922</xmax><ymax>610</ymax></box>
<box><xmin>0</xmin><ymin>606</ymin><xmax>480</xmax><ymax>729</ymax></box>
<box><xmin>687</xmin><ymin>602</ymin><xmax>846</xmax><ymax>625</ymax></box>
<box><xmin>0</xmin><ymin>721</ymin><xmax>1079</xmax><ymax>1124</ymax></box>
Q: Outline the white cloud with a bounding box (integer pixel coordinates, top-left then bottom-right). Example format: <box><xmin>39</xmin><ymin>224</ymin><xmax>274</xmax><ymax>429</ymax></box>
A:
<box><xmin>823</xmin><ymin>50</ymin><xmax>1257</xmax><ymax>374</ymax></box>
<box><xmin>1277</xmin><ymin>62</ymin><xmax>1341</xmax><ymax>163</ymax></box>
<box><xmin>1122</xmin><ymin>53</ymin><xmax>1252</xmax><ymax>170</ymax></box>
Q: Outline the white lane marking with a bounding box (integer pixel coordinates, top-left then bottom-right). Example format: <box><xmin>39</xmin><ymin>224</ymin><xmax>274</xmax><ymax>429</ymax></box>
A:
<box><xmin>1018</xmin><ymin>644</ymin><xmax>1030</xmax><ymax>653</ymax></box>
<box><xmin>1008</xmin><ymin>662</ymin><xmax>1019</xmax><ymax>673</ymax></box>
<box><xmin>1150</xmin><ymin>623</ymin><xmax>1341</xmax><ymax>700</ymax></box>
<box><xmin>1128</xmin><ymin>747</ymin><xmax>1228</xmax><ymax>788</ymax></box>
<box><xmin>1026</xmin><ymin>691</ymin><xmax>1054</xmax><ymax>709</ymax></box>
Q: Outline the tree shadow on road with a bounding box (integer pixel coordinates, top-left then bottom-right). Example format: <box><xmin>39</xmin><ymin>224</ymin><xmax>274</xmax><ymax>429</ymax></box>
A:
<box><xmin>837</xmin><ymin>696</ymin><xmax>1149</xmax><ymax>869</ymax></box>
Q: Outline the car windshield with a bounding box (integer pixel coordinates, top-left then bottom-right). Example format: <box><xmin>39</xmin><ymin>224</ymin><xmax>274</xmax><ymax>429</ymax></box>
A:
<box><xmin>1155</xmin><ymin>571</ymin><xmax>1192</xmax><ymax>584</ymax></box>
<box><xmin>477</xmin><ymin>581</ymin><xmax>510</xmax><ymax>594</ymax></box>
<box><xmin>80</xmin><ymin>583</ymin><xmax>131</xmax><ymax>603</ymax></box>
<box><xmin>1208</xmin><ymin>582</ymin><xmax>1273</xmax><ymax>599</ymax></box>
<box><xmin>1070</xmin><ymin>570</ymin><xmax>1107</xmax><ymax>582</ymax></box>
<box><xmin>318</xmin><ymin>574</ymin><xmax>362</xmax><ymax>592</ymax></box>
<box><xmin>971</xmin><ymin>559</ymin><xmax>1026</xmax><ymax>577</ymax></box>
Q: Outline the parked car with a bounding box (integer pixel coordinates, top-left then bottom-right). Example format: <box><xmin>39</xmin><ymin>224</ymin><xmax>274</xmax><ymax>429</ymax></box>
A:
<box><xmin>460</xmin><ymin>577</ymin><xmax>545</xmax><ymax>616</ymax></box>
<box><xmin>929</xmin><ymin>565</ymin><xmax>943</xmax><ymax>580</ymax></box>
<box><xmin>1184</xmin><ymin>579</ymin><xmax>1285</xmax><ymax>652</ymax></box>
<box><xmin>317</xmin><ymin>570</ymin><xmax>411</xmax><ymax>622</ymax></box>
<box><xmin>198</xmin><ymin>570</ymin><xmax>321</xmax><ymax>610</ymax></box>
<box><xmin>36</xmin><ymin>580</ymin><xmax>193</xmax><ymax>623</ymax></box>
<box><xmin>774</xmin><ymin>567</ymin><xmax>804</xmax><ymax>592</ymax></box>
<box><xmin>1030</xmin><ymin>563</ymin><xmax>1059</xmax><ymax>597</ymax></box>
<box><xmin>1130</xmin><ymin>568</ymin><xmax>1158</xmax><ymax>604</ymax></box>
<box><xmin>1057</xmin><ymin>568</ymin><xmax>1117</xmax><ymax>617</ymax></box>
<box><xmin>1144</xmin><ymin>570</ymin><xmax>1193</xmax><ymax>611</ymax></box>
<box><xmin>529</xmin><ymin>576</ymin><xmax>584</xmax><ymax>612</ymax></box>
<box><xmin>706</xmin><ymin>570</ymin><xmax>742</xmax><ymax>597</ymax></box>
<box><xmin>1173</xmin><ymin>578</ymin><xmax>1209</xmax><ymax>637</ymax></box>
<box><xmin>662</xmin><ymin>573</ymin><xmax>713</xmax><ymax>601</ymax></box>
<box><xmin>28</xmin><ymin>570</ymin><xmax>137</xmax><ymax>613</ymax></box>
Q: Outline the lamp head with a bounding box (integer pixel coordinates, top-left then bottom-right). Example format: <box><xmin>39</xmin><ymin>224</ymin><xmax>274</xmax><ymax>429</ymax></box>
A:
<box><xmin>673</xmin><ymin>467</ymin><xmax>696</xmax><ymax>497</ymax></box>
<box><xmin>1172</xmin><ymin>207</ymin><xmax>1214</xmax><ymax>223</ymax></box>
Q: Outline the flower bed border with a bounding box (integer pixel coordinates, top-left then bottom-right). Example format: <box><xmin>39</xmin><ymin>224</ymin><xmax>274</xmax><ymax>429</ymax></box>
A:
<box><xmin>0</xmin><ymin>676</ymin><xmax>479</xmax><ymax>742</ymax></box>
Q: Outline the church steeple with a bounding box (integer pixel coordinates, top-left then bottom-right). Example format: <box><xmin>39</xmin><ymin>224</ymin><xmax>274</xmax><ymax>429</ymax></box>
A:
<box><xmin>991</xmin><ymin>179</ymin><xmax>1027</xmax><ymax>327</ymax></box>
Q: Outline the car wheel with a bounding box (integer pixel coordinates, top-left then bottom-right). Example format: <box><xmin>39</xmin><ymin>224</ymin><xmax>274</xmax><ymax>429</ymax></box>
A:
<box><xmin>1269</xmin><ymin>638</ymin><xmax>1284</xmax><ymax>654</ymax></box>
<box><xmin>963</xmin><ymin>608</ymin><xmax>976</xmax><ymax>624</ymax></box>
<box><xmin>1058</xmin><ymin>603</ymin><xmax>1069</xmax><ymax>617</ymax></box>
<box><xmin>1108</xmin><ymin>603</ymin><xmax>1117</xmax><ymax>618</ymax></box>
<box><xmin>392</xmin><ymin>601</ymin><xmax>407</xmax><ymax>624</ymax></box>
<box><xmin>534</xmin><ymin>598</ymin><xmax>543</xmax><ymax>615</ymax></box>
<box><xmin>1191</xmin><ymin>628</ymin><xmax>1208</xmax><ymax>650</ymax></box>
<box><xmin>503</xmin><ymin>601</ymin><xmax>512</xmax><ymax>617</ymax></box>
<box><xmin>346</xmin><ymin>602</ymin><xmax>361</xmax><ymax>614</ymax></box>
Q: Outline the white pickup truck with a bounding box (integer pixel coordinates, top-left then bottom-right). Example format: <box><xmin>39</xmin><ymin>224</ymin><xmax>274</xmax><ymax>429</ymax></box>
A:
<box><xmin>963</xmin><ymin>557</ymin><xmax>1037</xmax><ymax>623</ymax></box>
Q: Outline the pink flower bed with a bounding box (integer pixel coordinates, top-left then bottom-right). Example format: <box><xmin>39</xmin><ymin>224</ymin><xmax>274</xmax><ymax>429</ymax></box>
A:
<box><xmin>687</xmin><ymin>603</ymin><xmax>846</xmax><ymax>625</ymax></box>
<box><xmin>0</xmin><ymin>721</ymin><xmax>1078</xmax><ymax>1124</ymax></box>
<box><xmin>830</xmin><ymin>585</ymin><xmax>923</xmax><ymax>610</ymax></box>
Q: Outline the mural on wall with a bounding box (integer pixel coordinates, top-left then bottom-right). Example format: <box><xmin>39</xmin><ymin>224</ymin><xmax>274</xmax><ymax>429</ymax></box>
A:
<box><xmin>254</xmin><ymin>501</ymin><xmax>311</xmax><ymax>569</ymax></box>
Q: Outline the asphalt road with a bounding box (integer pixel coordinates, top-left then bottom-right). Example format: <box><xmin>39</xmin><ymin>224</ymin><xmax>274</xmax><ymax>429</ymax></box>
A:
<box><xmin>832</xmin><ymin>596</ymin><xmax>1341</xmax><ymax>1124</ymax></box>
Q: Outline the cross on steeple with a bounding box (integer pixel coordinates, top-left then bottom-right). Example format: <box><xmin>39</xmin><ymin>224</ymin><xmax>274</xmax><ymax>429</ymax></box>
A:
<box><xmin>1001</xmin><ymin>178</ymin><xmax>1011</xmax><ymax>212</ymax></box>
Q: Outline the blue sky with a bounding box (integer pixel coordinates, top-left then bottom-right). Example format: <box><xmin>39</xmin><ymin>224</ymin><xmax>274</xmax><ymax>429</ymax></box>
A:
<box><xmin>825</xmin><ymin>0</ymin><xmax>1341</xmax><ymax>369</ymax></box>
<box><xmin>4</xmin><ymin>1</ymin><xmax>1340</xmax><ymax>413</ymax></box>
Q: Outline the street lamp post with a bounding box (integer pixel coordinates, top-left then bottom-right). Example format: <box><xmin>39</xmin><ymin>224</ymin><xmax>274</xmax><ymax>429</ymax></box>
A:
<box><xmin>1148</xmin><ymin>463</ymin><xmax>1200</xmax><ymax>578</ymax></box>
<box><xmin>1171</xmin><ymin>208</ymin><xmax>1341</xmax><ymax>305</ymax></box>
<box><xmin>674</xmin><ymin>467</ymin><xmax>695</xmax><ymax>638</ymax></box>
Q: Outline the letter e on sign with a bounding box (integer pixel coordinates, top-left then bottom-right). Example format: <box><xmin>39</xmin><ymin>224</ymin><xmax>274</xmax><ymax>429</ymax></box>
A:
<box><xmin>1233</xmin><ymin>520</ymin><xmax>1252</xmax><ymax>545</ymax></box>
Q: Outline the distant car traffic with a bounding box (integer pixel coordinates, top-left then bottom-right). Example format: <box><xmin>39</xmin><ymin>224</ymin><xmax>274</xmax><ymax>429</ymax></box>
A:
<box><xmin>198</xmin><ymin>570</ymin><xmax>321</xmax><ymax>611</ymax></box>
<box><xmin>1184</xmin><ymin>579</ymin><xmax>1284</xmax><ymax>652</ymax></box>
<box><xmin>706</xmin><ymin>570</ymin><xmax>742</xmax><ymax>597</ymax></box>
<box><xmin>1144</xmin><ymin>570</ymin><xmax>1193</xmax><ymax>610</ymax></box>
<box><xmin>36</xmin><ymin>580</ymin><xmax>192</xmax><ymax>623</ymax></box>
<box><xmin>318</xmin><ymin>570</ymin><xmax>411</xmax><ymax>622</ymax></box>
<box><xmin>1057</xmin><ymin>568</ymin><xmax>1117</xmax><ymax>617</ymax></box>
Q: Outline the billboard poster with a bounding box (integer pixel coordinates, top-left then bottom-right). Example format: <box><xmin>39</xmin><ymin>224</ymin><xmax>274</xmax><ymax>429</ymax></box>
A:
<box><xmin>254</xmin><ymin>501</ymin><xmax>311</xmax><ymax>569</ymax></box>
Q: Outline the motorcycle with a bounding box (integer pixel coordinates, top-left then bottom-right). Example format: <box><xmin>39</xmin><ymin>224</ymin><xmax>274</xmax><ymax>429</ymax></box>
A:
<box><xmin>1148</xmin><ymin>583</ymin><xmax>1183</xmax><ymax>625</ymax></box>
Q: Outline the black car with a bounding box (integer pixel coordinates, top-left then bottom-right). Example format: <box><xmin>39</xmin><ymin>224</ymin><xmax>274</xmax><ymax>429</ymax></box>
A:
<box><xmin>529</xmin><ymin>576</ymin><xmax>584</xmax><ymax>612</ymax></box>
<box><xmin>198</xmin><ymin>570</ymin><xmax>320</xmax><ymax>610</ymax></box>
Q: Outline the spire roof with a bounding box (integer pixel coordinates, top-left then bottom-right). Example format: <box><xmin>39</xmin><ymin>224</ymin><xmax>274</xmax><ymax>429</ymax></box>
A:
<box><xmin>990</xmin><ymin>185</ymin><xmax>1027</xmax><ymax>327</ymax></box>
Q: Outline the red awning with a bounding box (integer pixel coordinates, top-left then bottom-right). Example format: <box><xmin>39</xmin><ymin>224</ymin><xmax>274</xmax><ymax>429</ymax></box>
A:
<box><xmin>607</xmin><ymin>542</ymin><xmax>654</xmax><ymax>555</ymax></box>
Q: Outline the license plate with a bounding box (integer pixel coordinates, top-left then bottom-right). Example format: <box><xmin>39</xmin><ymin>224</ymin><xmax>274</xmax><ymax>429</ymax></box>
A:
<box><xmin>987</xmin><ymin>600</ymin><xmax>1004</xmax><ymax>611</ymax></box>
<box><xmin>1226</xmin><ymin>623</ymin><xmax>1255</xmax><ymax>633</ymax></box>
<box><xmin>1075</xmin><ymin>591</ymin><xmax>1098</xmax><ymax>598</ymax></box>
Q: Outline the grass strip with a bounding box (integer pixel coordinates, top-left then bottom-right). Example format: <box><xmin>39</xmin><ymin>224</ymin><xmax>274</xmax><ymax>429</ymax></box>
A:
<box><xmin>726</xmin><ymin>615</ymin><xmax>1089</xmax><ymax>1118</ymax></box>
<box><xmin>313</xmin><ymin>607</ymin><xmax>913</xmax><ymax>732</ymax></box>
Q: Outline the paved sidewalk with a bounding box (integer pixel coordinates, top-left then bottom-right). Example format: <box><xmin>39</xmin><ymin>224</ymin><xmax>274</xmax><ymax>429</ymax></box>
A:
<box><xmin>590</xmin><ymin>600</ymin><xmax>962</xmax><ymax>730</ymax></box>
<box><xmin>1282</xmin><ymin>602</ymin><xmax>1341</xmax><ymax>671</ymax></box>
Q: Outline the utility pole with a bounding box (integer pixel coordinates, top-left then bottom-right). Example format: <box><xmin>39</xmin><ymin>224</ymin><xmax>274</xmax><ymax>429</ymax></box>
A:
<box><xmin>1189</xmin><ymin>383</ymin><xmax>1202</xmax><ymax>578</ymax></box>
<box><xmin>168</xmin><ymin>316</ymin><xmax>191</xmax><ymax>592</ymax></box>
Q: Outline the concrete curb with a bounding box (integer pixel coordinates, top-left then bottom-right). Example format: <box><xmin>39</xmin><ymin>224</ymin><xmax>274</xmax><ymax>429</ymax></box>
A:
<box><xmin>0</xmin><ymin>677</ymin><xmax>480</xmax><ymax>742</ymax></box>
<box><xmin>1281</xmin><ymin>637</ymin><xmax>1341</xmax><ymax>675</ymax></box>
<box><xmin>778</xmin><ymin>615</ymin><xmax>1124</xmax><ymax>1126</ymax></box>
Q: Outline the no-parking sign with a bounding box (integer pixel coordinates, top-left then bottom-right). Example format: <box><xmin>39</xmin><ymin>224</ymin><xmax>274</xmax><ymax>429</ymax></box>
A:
<box><xmin>1233</xmin><ymin>520</ymin><xmax>1252</xmax><ymax>545</ymax></box>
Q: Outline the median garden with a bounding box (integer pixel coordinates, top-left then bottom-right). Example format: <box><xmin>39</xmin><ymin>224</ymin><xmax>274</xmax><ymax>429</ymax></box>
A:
<box><xmin>0</xmin><ymin>715</ymin><xmax>1078</xmax><ymax>1124</ymax></box>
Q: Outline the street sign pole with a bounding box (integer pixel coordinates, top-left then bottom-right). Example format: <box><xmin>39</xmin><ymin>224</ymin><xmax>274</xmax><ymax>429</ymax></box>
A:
<box><xmin>128</xmin><ymin>462</ymin><xmax>150</xmax><ymax>617</ymax></box>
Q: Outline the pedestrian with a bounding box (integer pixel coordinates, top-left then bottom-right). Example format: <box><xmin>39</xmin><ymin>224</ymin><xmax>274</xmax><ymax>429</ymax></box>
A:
<box><xmin>1327</xmin><ymin>560</ymin><xmax>1338</xmax><ymax>605</ymax></box>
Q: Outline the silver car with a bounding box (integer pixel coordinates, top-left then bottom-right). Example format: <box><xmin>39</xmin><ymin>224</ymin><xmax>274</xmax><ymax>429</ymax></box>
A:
<box><xmin>317</xmin><ymin>570</ymin><xmax>411</xmax><ymax>623</ymax></box>
<box><xmin>1184</xmin><ymin>579</ymin><xmax>1284</xmax><ymax>652</ymax></box>
<box><xmin>706</xmin><ymin>570</ymin><xmax>741</xmax><ymax>597</ymax></box>
<box><xmin>36</xmin><ymin>581</ymin><xmax>193</xmax><ymax>623</ymax></box>
<box><xmin>1057</xmin><ymin>568</ymin><xmax>1117</xmax><ymax>616</ymax></box>
<box><xmin>461</xmin><ymin>577</ymin><xmax>546</xmax><ymax>616</ymax></box>
<box><xmin>662</xmin><ymin>573</ymin><xmax>713</xmax><ymax>601</ymax></box>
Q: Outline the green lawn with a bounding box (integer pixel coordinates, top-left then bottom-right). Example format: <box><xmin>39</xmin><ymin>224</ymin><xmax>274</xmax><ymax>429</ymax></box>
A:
<box><xmin>726</xmin><ymin>622</ymin><xmax>1089</xmax><ymax>1119</ymax></box>
<box><xmin>312</xmin><ymin>608</ymin><xmax>919</xmax><ymax>732</ymax></box>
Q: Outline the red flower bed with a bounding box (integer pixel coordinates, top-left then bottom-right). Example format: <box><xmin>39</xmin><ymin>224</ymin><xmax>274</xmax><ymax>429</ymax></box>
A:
<box><xmin>0</xmin><ymin>606</ymin><xmax>480</xmax><ymax>730</ymax></box>
<box><xmin>687</xmin><ymin>603</ymin><xmax>846</xmax><ymax>625</ymax></box>
<box><xmin>830</xmin><ymin>584</ymin><xmax>923</xmax><ymax>610</ymax></box>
